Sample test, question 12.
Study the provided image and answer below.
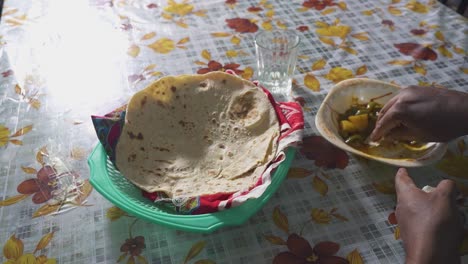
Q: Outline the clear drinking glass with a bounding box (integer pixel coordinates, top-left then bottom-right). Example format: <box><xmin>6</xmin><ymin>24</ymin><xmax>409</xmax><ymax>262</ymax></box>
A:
<box><xmin>255</xmin><ymin>30</ymin><xmax>300</xmax><ymax>95</ymax></box>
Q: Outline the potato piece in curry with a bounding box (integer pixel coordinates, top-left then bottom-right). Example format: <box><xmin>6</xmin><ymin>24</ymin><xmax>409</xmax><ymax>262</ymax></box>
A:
<box><xmin>338</xmin><ymin>97</ymin><xmax>426</xmax><ymax>156</ymax></box>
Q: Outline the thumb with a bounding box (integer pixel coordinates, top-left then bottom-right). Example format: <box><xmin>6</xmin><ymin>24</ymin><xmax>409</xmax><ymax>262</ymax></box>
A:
<box><xmin>395</xmin><ymin>168</ymin><xmax>417</xmax><ymax>200</ymax></box>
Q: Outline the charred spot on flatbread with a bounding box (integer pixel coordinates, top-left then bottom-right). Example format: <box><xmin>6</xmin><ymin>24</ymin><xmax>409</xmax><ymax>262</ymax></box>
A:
<box><xmin>229</xmin><ymin>91</ymin><xmax>257</xmax><ymax>120</ymax></box>
<box><xmin>127</xmin><ymin>153</ymin><xmax>136</xmax><ymax>162</ymax></box>
<box><xmin>152</xmin><ymin>146</ymin><xmax>170</xmax><ymax>152</ymax></box>
<box><xmin>141</xmin><ymin>96</ymin><xmax>147</xmax><ymax>107</ymax></box>
<box><xmin>127</xmin><ymin>131</ymin><xmax>137</xmax><ymax>139</ymax></box>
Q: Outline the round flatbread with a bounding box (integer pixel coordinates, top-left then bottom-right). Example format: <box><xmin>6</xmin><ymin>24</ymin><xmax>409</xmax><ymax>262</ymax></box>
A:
<box><xmin>115</xmin><ymin>71</ymin><xmax>280</xmax><ymax>198</ymax></box>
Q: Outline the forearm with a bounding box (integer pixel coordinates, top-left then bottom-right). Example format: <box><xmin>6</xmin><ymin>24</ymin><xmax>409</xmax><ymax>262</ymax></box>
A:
<box><xmin>403</xmin><ymin>230</ymin><xmax>461</xmax><ymax>264</ymax></box>
<box><xmin>405</xmin><ymin>254</ymin><xmax>460</xmax><ymax>264</ymax></box>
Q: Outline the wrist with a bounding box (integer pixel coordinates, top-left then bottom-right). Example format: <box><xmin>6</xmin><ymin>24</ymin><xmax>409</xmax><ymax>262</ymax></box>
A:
<box><xmin>405</xmin><ymin>242</ymin><xmax>461</xmax><ymax>264</ymax></box>
<box><xmin>405</xmin><ymin>254</ymin><xmax>460</xmax><ymax>264</ymax></box>
<box><xmin>403</xmin><ymin>234</ymin><xmax>460</xmax><ymax>264</ymax></box>
<box><xmin>446</xmin><ymin>89</ymin><xmax>468</xmax><ymax>138</ymax></box>
<box><xmin>405</xmin><ymin>249</ymin><xmax>430</xmax><ymax>264</ymax></box>
<box><xmin>457</xmin><ymin>93</ymin><xmax>468</xmax><ymax>137</ymax></box>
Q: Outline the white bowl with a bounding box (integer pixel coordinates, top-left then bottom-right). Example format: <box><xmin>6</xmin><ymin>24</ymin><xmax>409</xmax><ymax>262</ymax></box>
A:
<box><xmin>315</xmin><ymin>78</ymin><xmax>447</xmax><ymax>167</ymax></box>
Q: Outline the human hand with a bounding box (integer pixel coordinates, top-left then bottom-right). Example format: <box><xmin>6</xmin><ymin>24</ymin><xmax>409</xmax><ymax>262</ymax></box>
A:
<box><xmin>370</xmin><ymin>86</ymin><xmax>468</xmax><ymax>142</ymax></box>
<box><xmin>395</xmin><ymin>168</ymin><xmax>463</xmax><ymax>264</ymax></box>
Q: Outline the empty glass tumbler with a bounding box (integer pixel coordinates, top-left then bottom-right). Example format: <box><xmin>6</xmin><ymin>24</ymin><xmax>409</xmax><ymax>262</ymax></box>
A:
<box><xmin>255</xmin><ymin>30</ymin><xmax>300</xmax><ymax>95</ymax></box>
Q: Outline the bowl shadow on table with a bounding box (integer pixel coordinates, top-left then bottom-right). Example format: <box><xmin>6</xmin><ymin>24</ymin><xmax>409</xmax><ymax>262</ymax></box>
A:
<box><xmin>355</xmin><ymin>156</ymin><xmax>446</xmax><ymax>191</ymax></box>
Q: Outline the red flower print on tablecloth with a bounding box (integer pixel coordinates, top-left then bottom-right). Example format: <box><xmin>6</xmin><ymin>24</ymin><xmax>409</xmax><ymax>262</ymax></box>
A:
<box><xmin>389</xmin><ymin>37</ymin><xmax>464</xmax><ymax>76</ymax></box>
<box><xmin>389</xmin><ymin>43</ymin><xmax>436</xmax><ymax>75</ymax></box>
<box><xmin>274</xmin><ymin>234</ymin><xmax>348</xmax><ymax>264</ymax></box>
<box><xmin>299</xmin><ymin>0</ymin><xmax>347</xmax><ymax>14</ymax></box>
<box><xmin>266</xmin><ymin>206</ymin><xmax>362</xmax><ymax>264</ymax></box>
<box><xmin>0</xmin><ymin>146</ymin><xmax>93</xmax><ymax>218</ymax></box>
<box><xmin>110</xmin><ymin>209</ymin><xmax>214</xmax><ymax>264</ymax></box>
<box><xmin>244</xmin><ymin>2</ymin><xmax>288</xmax><ymax>31</ymax></box>
<box><xmin>110</xmin><ymin>211</ymin><xmax>149</xmax><ymax>264</ymax></box>
<box><xmin>410</xmin><ymin>29</ymin><xmax>427</xmax><ymax>36</ymax></box>
<box><xmin>409</xmin><ymin>20</ymin><xmax>441</xmax><ymax>38</ymax></box>
<box><xmin>17</xmin><ymin>165</ymin><xmax>57</xmax><ymax>204</ymax></box>
<box><xmin>248</xmin><ymin>6</ymin><xmax>263</xmax><ymax>12</ymax></box>
<box><xmin>288</xmin><ymin>135</ymin><xmax>350</xmax><ymax>196</ymax></box>
<box><xmin>302</xmin><ymin>0</ymin><xmax>336</xmax><ymax>11</ymax></box>
<box><xmin>226</xmin><ymin>18</ymin><xmax>258</xmax><ymax>33</ymax></box>
<box><xmin>197</xmin><ymin>61</ymin><xmax>243</xmax><ymax>75</ymax></box>
<box><xmin>120</xmin><ymin>236</ymin><xmax>146</xmax><ymax>258</ymax></box>
<box><xmin>2</xmin><ymin>69</ymin><xmax>14</xmax><ymax>77</ymax></box>
<box><xmin>381</xmin><ymin>20</ymin><xmax>395</xmax><ymax>31</ymax></box>
<box><xmin>301</xmin><ymin>135</ymin><xmax>349</xmax><ymax>169</ymax></box>
<box><xmin>394</xmin><ymin>43</ymin><xmax>437</xmax><ymax>61</ymax></box>
<box><xmin>225</xmin><ymin>0</ymin><xmax>237</xmax><ymax>9</ymax></box>
<box><xmin>194</xmin><ymin>49</ymin><xmax>254</xmax><ymax>79</ymax></box>
<box><xmin>388</xmin><ymin>211</ymin><xmax>397</xmax><ymax>225</ymax></box>
<box><xmin>212</xmin><ymin>16</ymin><xmax>263</xmax><ymax>44</ymax></box>
<box><xmin>387</xmin><ymin>210</ymin><xmax>401</xmax><ymax>240</ymax></box>
<box><xmin>297</xmin><ymin>25</ymin><xmax>309</xmax><ymax>32</ymax></box>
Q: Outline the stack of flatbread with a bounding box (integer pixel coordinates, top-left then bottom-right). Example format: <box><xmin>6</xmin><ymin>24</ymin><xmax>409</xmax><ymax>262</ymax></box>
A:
<box><xmin>115</xmin><ymin>72</ymin><xmax>280</xmax><ymax>198</ymax></box>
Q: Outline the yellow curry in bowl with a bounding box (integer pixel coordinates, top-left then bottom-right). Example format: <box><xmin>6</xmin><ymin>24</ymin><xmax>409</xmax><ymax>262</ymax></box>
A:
<box><xmin>337</xmin><ymin>96</ymin><xmax>429</xmax><ymax>158</ymax></box>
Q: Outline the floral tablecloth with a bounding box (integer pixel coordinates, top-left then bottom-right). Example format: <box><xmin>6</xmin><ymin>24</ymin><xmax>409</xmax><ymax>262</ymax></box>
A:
<box><xmin>1</xmin><ymin>0</ymin><xmax>467</xmax><ymax>263</ymax></box>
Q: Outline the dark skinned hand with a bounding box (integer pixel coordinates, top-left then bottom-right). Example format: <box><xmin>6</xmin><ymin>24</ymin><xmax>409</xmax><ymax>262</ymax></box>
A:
<box><xmin>395</xmin><ymin>168</ymin><xmax>463</xmax><ymax>264</ymax></box>
<box><xmin>370</xmin><ymin>86</ymin><xmax>468</xmax><ymax>142</ymax></box>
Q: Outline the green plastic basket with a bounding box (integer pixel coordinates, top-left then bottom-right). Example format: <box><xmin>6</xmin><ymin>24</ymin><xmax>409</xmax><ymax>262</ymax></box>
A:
<box><xmin>88</xmin><ymin>143</ymin><xmax>295</xmax><ymax>233</ymax></box>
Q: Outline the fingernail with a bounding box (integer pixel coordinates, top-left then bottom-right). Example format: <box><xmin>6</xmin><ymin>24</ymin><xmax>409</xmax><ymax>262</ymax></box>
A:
<box><xmin>396</xmin><ymin>167</ymin><xmax>406</xmax><ymax>176</ymax></box>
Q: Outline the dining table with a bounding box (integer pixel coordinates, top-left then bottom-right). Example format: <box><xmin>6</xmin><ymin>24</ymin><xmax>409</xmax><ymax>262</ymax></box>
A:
<box><xmin>1</xmin><ymin>0</ymin><xmax>467</xmax><ymax>263</ymax></box>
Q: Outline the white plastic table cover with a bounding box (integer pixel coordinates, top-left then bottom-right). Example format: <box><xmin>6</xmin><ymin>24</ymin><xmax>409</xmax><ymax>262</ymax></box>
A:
<box><xmin>0</xmin><ymin>0</ymin><xmax>467</xmax><ymax>263</ymax></box>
